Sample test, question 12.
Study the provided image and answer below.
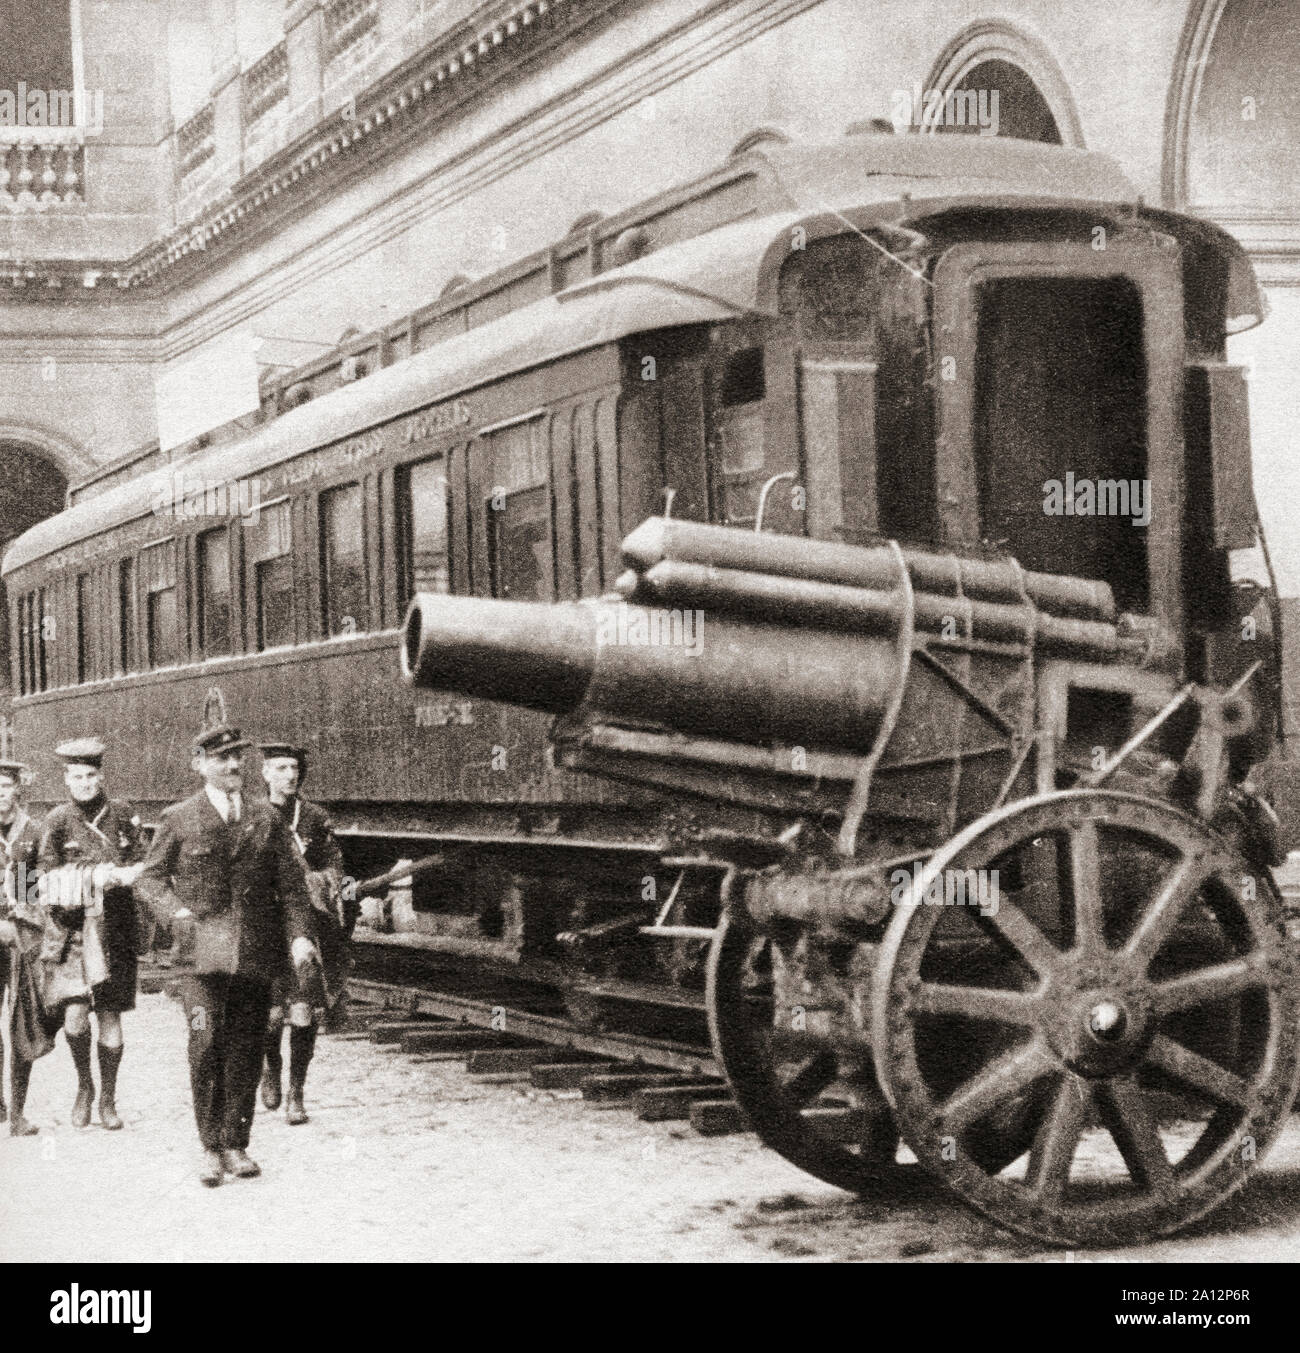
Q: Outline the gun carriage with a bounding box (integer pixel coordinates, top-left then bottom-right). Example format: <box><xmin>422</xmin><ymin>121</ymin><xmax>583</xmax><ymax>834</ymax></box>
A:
<box><xmin>401</xmin><ymin>142</ymin><xmax>1300</xmax><ymax>1246</ymax></box>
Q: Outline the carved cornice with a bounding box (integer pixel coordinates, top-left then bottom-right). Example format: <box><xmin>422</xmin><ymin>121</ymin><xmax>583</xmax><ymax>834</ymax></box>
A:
<box><xmin>0</xmin><ymin>0</ymin><xmax>623</xmax><ymax>300</ymax></box>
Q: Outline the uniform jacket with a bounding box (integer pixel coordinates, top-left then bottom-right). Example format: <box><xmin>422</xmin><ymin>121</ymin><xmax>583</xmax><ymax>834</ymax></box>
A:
<box><xmin>38</xmin><ymin>798</ymin><xmax>145</xmax><ymax>1000</ymax></box>
<box><xmin>39</xmin><ymin>798</ymin><xmax>144</xmax><ymax>907</ymax></box>
<box><xmin>135</xmin><ymin>790</ymin><xmax>315</xmax><ymax>984</ymax></box>
<box><xmin>284</xmin><ymin>797</ymin><xmax>345</xmax><ymax>878</ymax></box>
<box><xmin>275</xmin><ymin>795</ymin><xmax>353</xmax><ymax>1007</ymax></box>
<box><xmin>2</xmin><ymin>809</ymin><xmax>44</xmax><ymax>956</ymax></box>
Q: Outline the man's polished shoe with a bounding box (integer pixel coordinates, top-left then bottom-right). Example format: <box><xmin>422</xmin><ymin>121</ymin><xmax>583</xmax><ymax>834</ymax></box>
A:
<box><xmin>221</xmin><ymin>1149</ymin><xmax>261</xmax><ymax>1178</ymax></box>
<box><xmin>285</xmin><ymin>1089</ymin><xmax>308</xmax><ymax>1125</ymax></box>
<box><xmin>71</xmin><ymin>1086</ymin><xmax>93</xmax><ymax>1129</ymax></box>
<box><xmin>9</xmin><ymin>1115</ymin><xmax>38</xmax><ymax>1137</ymax></box>
<box><xmin>260</xmin><ymin>1070</ymin><xmax>282</xmax><ymax>1111</ymax></box>
<box><xmin>198</xmin><ymin>1150</ymin><xmax>224</xmax><ymax>1187</ymax></box>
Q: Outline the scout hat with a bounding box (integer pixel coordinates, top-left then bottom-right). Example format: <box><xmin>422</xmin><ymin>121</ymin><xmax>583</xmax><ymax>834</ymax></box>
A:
<box><xmin>259</xmin><ymin>742</ymin><xmax>308</xmax><ymax>778</ymax></box>
<box><xmin>55</xmin><ymin>737</ymin><xmax>106</xmax><ymax>768</ymax></box>
<box><xmin>192</xmin><ymin>724</ymin><xmax>250</xmax><ymax>757</ymax></box>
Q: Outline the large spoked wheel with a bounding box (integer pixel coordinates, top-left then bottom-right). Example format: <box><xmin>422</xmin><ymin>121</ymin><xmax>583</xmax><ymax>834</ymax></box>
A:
<box><xmin>872</xmin><ymin>789</ymin><xmax>1300</xmax><ymax>1247</ymax></box>
<box><xmin>707</xmin><ymin>909</ymin><xmax>903</xmax><ymax>1193</ymax></box>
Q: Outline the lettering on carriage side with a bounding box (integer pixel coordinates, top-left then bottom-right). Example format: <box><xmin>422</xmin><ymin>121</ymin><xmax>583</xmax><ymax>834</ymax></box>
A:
<box><xmin>282</xmin><ymin>429</ymin><xmax>387</xmax><ymax>486</ymax></box>
<box><xmin>401</xmin><ymin>399</ymin><xmax>472</xmax><ymax>444</ymax></box>
<box><xmin>415</xmin><ymin>698</ymin><xmax>474</xmax><ymax>727</ymax></box>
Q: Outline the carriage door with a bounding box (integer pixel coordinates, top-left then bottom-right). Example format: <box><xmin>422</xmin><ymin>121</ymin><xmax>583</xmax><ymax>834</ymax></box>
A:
<box><xmin>707</xmin><ymin>335</ymin><xmax>804</xmax><ymax>536</ymax></box>
<box><xmin>932</xmin><ymin>239</ymin><xmax>1184</xmax><ymax>629</ymax></box>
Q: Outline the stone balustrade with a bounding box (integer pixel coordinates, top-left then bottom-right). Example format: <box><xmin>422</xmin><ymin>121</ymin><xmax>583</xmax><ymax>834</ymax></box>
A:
<box><xmin>0</xmin><ymin>131</ymin><xmax>85</xmax><ymax>211</ymax></box>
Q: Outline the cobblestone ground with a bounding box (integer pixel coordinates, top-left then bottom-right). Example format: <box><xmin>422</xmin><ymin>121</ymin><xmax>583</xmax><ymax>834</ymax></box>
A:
<box><xmin>3</xmin><ymin>991</ymin><xmax>1300</xmax><ymax>1262</ymax></box>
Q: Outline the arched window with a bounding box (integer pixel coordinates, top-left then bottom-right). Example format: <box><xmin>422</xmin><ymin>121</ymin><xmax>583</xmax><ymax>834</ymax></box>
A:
<box><xmin>919</xmin><ymin>22</ymin><xmax>1082</xmax><ymax>147</ymax></box>
<box><xmin>933</xmin><ymin>59</ymin><xmax>1061</xmax><ymax>144</ymax></box>
<box><xmin>1179</xmin><ymin>0</ymin><xmax>1299</xmax><ymax>215</ymax></box>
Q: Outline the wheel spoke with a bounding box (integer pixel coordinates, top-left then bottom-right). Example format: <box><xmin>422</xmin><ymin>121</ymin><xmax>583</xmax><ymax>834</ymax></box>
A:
<box><xmin>1096</xmin><ymin>1075</ymin><xmax>1175</xmax><ymax>1197</ymax></box>
<box><xmin>1025</xmin><ymin>1074</ymin><xmax>1089</xmax><ymax>1203</ymax></box>
<box><xmin>976</xmin><ymin>896</ymin><xmax>1063</xmax><ymax>979</ymax></box>
<box><xmin>1151</xmin><ymin>955</ymin><xmax>1267</xmax><ymax>1014</ymax></box>
<box><xmin>1068</xmin><ymin>820</ymin><xmax>1106</xmax><ymax>956</ymax></box>
<box><xmin>910</xmin><ymin>983</ymin><xmax>1042</xmax><ymax>1025</ymax></box>
<box><xmin>938</xmin><ymin>1040</ymin><xmax>1054</xmax><ymax>1136</ymax></box>
<box><xmin>1123</xmin><ymin>852</ymin><xmax>1213</xmax><ymax>973</ymax></box>
<box><xmin>1144</xmin><ymin>1033</ymin><xmax>1252</xmax><ymax>1108</ymax></box>
<box><xmin>779</xmin><ymin>1050</ymin><xmax>839</xmax><ymax>1108</ymax></box>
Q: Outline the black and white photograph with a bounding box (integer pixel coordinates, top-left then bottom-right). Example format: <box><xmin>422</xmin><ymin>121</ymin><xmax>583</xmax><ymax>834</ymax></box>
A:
<box><xmin>0</xmin><ymin>0</ymin><xmax>1298</xmax><ymax>1300</ymax></box>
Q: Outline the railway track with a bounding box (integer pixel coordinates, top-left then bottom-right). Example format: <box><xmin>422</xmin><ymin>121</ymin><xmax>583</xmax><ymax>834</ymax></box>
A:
<box><xmin>342</xmin><ymin>978</ymin><xmax>750</xmax><ymax>1134</ymax></box>
<box><xmin>140</xmin><ymin>952</ymin><xmax>754</xmax><ymax>1136</ymax></box>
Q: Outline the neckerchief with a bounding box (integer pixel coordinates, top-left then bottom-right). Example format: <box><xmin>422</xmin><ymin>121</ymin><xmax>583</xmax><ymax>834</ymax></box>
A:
<box><xmin>1</xmin><ymin>810</ymin><xmax>31</xmax><ymax>908</ymax></box>
<box><xmin>1</xmin><ymin>809</ymin><xmax>30</xmax><ymax>860</ymax></box>
<box><xmin>75</xmin><ymin>797</ymin><xmax>113</xmax><ymax>848</ymax></box>
<box><xmin>286</xmin><ymin>790</ymin><xmax>307</xmax><ymax>855</ymax></box>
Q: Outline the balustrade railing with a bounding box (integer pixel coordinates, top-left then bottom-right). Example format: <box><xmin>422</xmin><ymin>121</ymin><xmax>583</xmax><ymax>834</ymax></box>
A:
<box><xmin>0</xmin><ymin>132</ymin><xmax>84</xmax><ymax>211</ymax></box>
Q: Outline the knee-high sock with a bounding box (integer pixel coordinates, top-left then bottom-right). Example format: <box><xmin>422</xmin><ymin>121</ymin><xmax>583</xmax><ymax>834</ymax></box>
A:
<box><xmin>67</xmin><ymin>1029</ymin><xmax>94</xmax><ymax>1092</ymax></box>
<box><xmin>11</xmin><ymin>1058</ymin><xmax>31</xmax><ymax>1118</ymax></box>
<box><xmin>288</xmin><ymin>1024</ymin><xmax>316</xmax><ymax>1091</ymax></box>
<box><xmin>263</xmin><ymin>1024</ymin><xmax>284</xmax><ymax>1080</ymax></box>
<box><xmin>97</xmin><ymin>1042</ymin><xmax>122</xmax><ymax>1101</ymax></box>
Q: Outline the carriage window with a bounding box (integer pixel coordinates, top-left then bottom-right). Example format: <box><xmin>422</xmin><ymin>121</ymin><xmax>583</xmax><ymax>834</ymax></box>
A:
<box><xmin>15</xmin><ymin>592</ymin><xmax>27</xmax><ymax>694</ymax></box>
<box><xmin>320</xmin><ymin>483</ymin><xmax>369</xmax><ymax>635</ymax></box>
<box><xmin>398</xmin><ymin>458</ymin><xmax>449</xmax><ymax>609</ymax></box>
<box><xmin>35</xmin><ymin>588</ymin><xmax>48</xmax><ymax>691</ymax></box>
<box><xmin>118</xmin><ymin>557</ymin><xmax>136</xmax><ymax>674</ymax></box>
<box><xmin>17</xmin><ymin>589</ymin><xmax>43</xmax><ymax>694</ymax></box>
<box><xmin>249</xmin><ymin>499</ymin><xmax>294</xmax><ymax>650</ymax></box>
<box><xmin>485</xmin><ymin>419</ymin><xmax>552</xmax><ymax>602</ymax></box>
<box><xmin>714</xmin><ymin>348</ymin><xmax>767</xmax><ymax>527</ymax></box>
<box><xmin>197</xmin><ymin>527</ymin><xmax>233</xmax><ymax>657</ymax></box>
<box><xmin>142</xmin><ymin>540</ymin><xmax>179</xmax><ymax>669</ymax></box>
<box><xmin>76</xmin><ymin>573</ymin><xmax>90</xmax><ymax>683</ymax></box>
<box><xmin>18</xmin><ymin>591</ymin><xmax>29</xmax><ymax>693</ymax></box>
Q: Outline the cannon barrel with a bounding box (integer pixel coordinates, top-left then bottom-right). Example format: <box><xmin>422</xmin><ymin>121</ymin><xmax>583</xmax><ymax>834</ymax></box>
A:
<box><xmin>402</xmin><ymin>520</ymin><xmax>1157</xmax><ymax>754</ymax></box>
<box><xmin>624</xmin><ymin>560</ymin><xmax>1130</xmax><ymax>657</ymax></box>
<box><xmin>402</xmin><ymin>592</ymin><xmax>900</xmax><ymax>749</ymax></box>
<box><xmin>401</xmin><ymin>593</ymin><xmax>595</xmax><ymax>714</ymax></box>
<box><xmin>621</xmin><ymin>517</ymin><xmax>1116</xmax><ymax>622</ymax></box>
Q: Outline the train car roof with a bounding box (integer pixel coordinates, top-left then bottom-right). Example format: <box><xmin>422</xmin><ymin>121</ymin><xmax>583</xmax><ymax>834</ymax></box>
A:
<box><xmin>4</xmin><ymin>135</ymin><xmax>1262</xmax><ymax>577</ymax></box>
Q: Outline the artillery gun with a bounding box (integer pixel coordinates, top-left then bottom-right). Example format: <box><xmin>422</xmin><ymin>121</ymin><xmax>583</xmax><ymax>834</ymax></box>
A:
<box><xmin>404</xmin><ymin>499</ymin><xmax>1297</xmax><ymax>1246</ymax></box>
<box><xmin>399</xmin><ymin>140</ymin><xmax>1298</xmax><ymax>1246</ymax></box>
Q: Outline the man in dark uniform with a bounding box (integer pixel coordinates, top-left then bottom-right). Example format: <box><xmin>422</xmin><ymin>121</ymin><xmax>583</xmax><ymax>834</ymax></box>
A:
<box><xmin>0</xmin><ymin>758</ymin><xmax>48</xmax><ymax>1134</ymax></box>
<box><xmin>257</xmin><ymin>742</ymin><xmax>354</xmax><ymax>1125</ymax></box>
<box><xmin>135</xmin><ymin>724</ymin><xmax>319</xmax><ymax>1187</ymax></box>
<box><xmin>37</xmin><ymin>738</ymin><xmax>145</xmax><ymax>1131</ymax></box>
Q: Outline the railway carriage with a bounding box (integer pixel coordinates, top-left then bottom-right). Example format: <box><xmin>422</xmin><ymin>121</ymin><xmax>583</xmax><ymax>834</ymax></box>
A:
<box><xmin>6</xmin><ymin>131</ymin><xmax>1297</xmax><ymax>1244</ymax></box>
